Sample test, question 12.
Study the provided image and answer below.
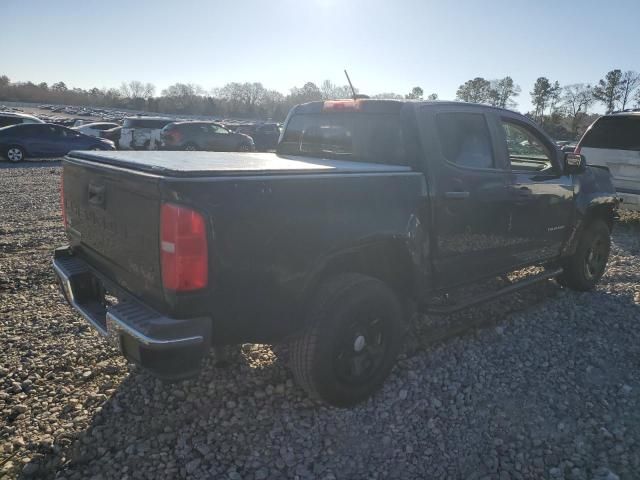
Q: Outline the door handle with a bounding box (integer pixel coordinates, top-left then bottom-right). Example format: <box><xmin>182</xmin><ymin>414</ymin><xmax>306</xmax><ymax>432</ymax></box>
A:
<box><xmin>444</xmin><ymin>191</ymin><xmax>470</xmax><ymax>199</ymax></box>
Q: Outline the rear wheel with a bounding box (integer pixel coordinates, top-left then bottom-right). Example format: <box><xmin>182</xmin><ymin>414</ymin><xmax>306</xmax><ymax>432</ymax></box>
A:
<box><xmin>238</xmin><ymin>143</ymin><xmax>252</xmax><ymax>152</ymax></box>
<box><xmin>557</xmin><ymin>218</ymin><xmax>611</xmax><ymax>291</ymax></box>
<box><xmin>290</xmin><ymin>273</ymin><xmax>405</xmax><ymax>407</ymax></box>
<box><xmin>5</xmin><ymin>146</ymin><xmax>25</xmax><ymax>163</ymax></box>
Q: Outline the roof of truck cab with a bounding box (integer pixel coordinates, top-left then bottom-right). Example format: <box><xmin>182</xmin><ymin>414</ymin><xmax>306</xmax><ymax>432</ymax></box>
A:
<box><xmin>291</xmin><ymin>98</ymin><xmax>521</xmax><ymax>116</ymax></box>
<box><xmin>66</xmin><ymin>151</ymin><xmax>413</xmax><ymax>177</ymax></box>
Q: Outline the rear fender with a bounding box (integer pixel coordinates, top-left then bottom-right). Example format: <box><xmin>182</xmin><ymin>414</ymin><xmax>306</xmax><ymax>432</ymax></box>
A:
<box><xmin>300</xmin><ymin>231</ymin><xmax>425</xmax><ymax>325</ymax></box>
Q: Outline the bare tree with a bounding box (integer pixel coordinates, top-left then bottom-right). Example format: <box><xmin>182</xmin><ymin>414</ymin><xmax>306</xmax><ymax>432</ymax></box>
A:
<box><xmin>143</xmin><ymin>83</ymin><xmax>156</xmax><ymax>100</ymax></box>
<box><xmin>619</xmin><ymin>70</ymin><xmax>640</xmax><ymax>110</ymax></box>
<box><xmin>320</xmin><ymin>80</ymin><xmax>353</xmax><ymax>100</ymax></box>
<box><xmin>561</xmin><ymin>84</ymin><xmax>594</xmax><ymax>136</ymax></box>
<box><xmin>120</xmin><ymin>80</ymin><xmax>146</xmax><ymax>99</ymax></box>
<box><xmin>162</xmin><ymin>83</ymin><xmax>205</xmax><ymax>97</ymax></box>
<box><xmin>371</xmin><ymin>92</ymin><xmax>404</xmax><ymax>99</ymax></box>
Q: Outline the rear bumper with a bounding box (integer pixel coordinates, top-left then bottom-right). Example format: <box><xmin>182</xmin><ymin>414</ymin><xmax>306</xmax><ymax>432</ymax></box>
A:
<box><xmin>53</xmin><ymin>246</ymin><xmax>211</xmax><ymax>379</ymax></box>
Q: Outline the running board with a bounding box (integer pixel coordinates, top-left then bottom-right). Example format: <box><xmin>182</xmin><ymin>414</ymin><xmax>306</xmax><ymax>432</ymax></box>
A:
<box><xmin>421</xmin><ymin>268</ymin><xmax>563</xmax><ymax>315</ymax></box>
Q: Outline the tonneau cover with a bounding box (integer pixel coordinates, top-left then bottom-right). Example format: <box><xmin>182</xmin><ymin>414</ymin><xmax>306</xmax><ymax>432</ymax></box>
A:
<box><xmin>66</xmin><ymin>151</ymin><xmax>412</xmax><ymax>177</ymax></box>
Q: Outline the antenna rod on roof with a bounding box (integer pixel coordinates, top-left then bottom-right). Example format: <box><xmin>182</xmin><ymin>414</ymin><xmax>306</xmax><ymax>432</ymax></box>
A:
<box><xmin>344</xmin><ymin>69</ymin><xmax>357</xmax><ymax>101</ymax></box>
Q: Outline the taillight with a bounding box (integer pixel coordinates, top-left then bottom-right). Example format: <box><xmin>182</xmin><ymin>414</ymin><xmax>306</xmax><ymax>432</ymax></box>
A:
<box><xmin>160</xmin><ymin>203</ymin><xmax>208</xmax><ymax>292</ymax></box>
<box><xmin>60</xmin><ymin>175</ymin><xmax>67</xmax><ymax>228</ymax></box>
<box><xmin>574</xmin><ymin>144</ymin><xmax>581</xmax><ymax>154</ymax></box>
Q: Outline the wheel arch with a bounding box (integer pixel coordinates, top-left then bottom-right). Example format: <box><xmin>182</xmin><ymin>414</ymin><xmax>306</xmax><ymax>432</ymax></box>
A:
<box><xmin>563</xmin><ymin>199</ymin><xmax>617</xmax><ymax>256</ymax></box>
<box><xmin>300</xmin><ymin>238</ymin><xmax>420</xmax><ymax>322</ymax></box>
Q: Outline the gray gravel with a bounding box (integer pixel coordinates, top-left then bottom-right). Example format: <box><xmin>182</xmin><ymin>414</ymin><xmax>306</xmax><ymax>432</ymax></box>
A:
<box><xmin>1</xmin><ymin>160</ymin><xmax>640</xmax><ymax>480</ymax></box>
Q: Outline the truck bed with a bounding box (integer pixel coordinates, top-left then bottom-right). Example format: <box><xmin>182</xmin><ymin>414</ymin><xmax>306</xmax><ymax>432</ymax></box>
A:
<box><xmin>67</xmin><ymin>151</ymin><xmax>412</xmax><ymax>177</ymax></box>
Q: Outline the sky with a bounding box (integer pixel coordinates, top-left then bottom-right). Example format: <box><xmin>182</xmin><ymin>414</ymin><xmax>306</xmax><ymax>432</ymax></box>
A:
<box><xmin>1</xmin><ymin>0</ymin><xmax>639</xmax><ymax>113</ymax></box>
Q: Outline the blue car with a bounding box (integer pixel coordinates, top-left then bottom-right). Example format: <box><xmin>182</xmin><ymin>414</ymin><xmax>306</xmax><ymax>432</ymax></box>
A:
<box><xmin>0</xmin><ymin>123</ymin><xmax>115</xmax><ymax>162</ymax></box>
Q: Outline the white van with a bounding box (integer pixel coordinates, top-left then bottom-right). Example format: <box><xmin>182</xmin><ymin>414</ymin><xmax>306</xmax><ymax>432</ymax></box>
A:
<box><xmin>119</xmin><ymin>116</ymin><xmax>174</xmax><ymax>150</ymax></box>
<box><xmin>577</xmin><ymin>112</ymin><xmax>640</xmax><ymax>211</ymax></box>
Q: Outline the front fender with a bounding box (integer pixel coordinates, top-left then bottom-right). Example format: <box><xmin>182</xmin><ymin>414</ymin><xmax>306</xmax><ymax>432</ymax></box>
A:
<box><xmin>562</xmin><ymin>166</ymin><xmax>619</xmax><ymax>256</ymax></box>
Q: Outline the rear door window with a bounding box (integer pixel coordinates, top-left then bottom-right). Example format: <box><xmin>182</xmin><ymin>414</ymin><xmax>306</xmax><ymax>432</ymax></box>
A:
<box><xmin>211</xmin><ymin>125</ymin><xmax>229</xmax><ymax>134</ymax></box>
<box><xmin>582</xmin><ymin>116</ymin><xmax>640</xmax><ymax>151</ymax></box>
<box><xmin>435</xmin><ymin>112</ymin><xmax>494</xmax><ymax>169</ymax></box>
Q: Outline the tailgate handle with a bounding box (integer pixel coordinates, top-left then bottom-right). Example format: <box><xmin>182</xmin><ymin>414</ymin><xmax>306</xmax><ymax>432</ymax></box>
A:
<box><xmin>88</xmin><ymin>183</ymin><xmax>105</xmax><ymax>207</ymax></box>
<box><xmin>444</xmin><ymin>191</ymin><xmax>470</xmax><ymax>199</ymax></box>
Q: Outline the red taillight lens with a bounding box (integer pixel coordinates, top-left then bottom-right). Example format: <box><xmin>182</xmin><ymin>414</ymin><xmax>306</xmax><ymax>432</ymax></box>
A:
<box><xmin>60</xmin><ymin>175</ymin><xmax>67</xmax><ymax>228</ymax></box>
<box><xmin>160</xmin><ymin>203</ymin><xmax>208</xmax><ymax>292</ymax></box>
<box><xmin>574</xmin><ymin>144</ymin><xmax>581</xmax><ymax>154</ymax></box>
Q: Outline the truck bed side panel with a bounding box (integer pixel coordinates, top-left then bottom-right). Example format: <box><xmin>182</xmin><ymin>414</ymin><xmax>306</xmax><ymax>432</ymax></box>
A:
<box><xmin>164</xmin><ymin>172</ymin><xmax>427</xmax><ymax>342</ymax></box>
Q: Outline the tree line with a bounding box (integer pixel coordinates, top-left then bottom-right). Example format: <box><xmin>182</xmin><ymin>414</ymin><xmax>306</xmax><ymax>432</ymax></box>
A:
<box><xmin>1</xmin><ymin>68</ymin><xmax>638</xmax><ymax>139</ymax></box>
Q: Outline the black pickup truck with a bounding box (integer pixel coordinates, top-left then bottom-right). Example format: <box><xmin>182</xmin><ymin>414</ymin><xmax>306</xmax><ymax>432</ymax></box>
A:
<box><xmin>53</xmin><ymin>99</ymin><xmax>618</xmax><ymax>406</ymax></box>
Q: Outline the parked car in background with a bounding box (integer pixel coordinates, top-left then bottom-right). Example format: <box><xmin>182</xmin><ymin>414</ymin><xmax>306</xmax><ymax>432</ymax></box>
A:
<box><xmin>0</xmin><ymin>123</ymin><xmax>115</xmax><ymax>162</ymax></box>
<box><xmin>576</xmin><ymin>111</ymin><xmax>640</xmax><ymax>211</ymax></box>
<box><xmin>119</xmin><ymin>116</ymin><xmax>173</xmax><ymax>150</ymax></box>
<box><xmin>73</xmin><ymin>122</ymin><xmax>120</xmax><ymax>138</ymax></box>
<box><xmin>0</xmin><ymin>112</ymin><xmax>45</xmax><ymax>127</ymax></box>
<box><xmin>160</xmin><ymin>121</ymin><xmax>255</xmax><ymax>152</ymax></box>
<box><xmin>233</xmin><ymin>123</ymin><xmax>280</xmax><ymax>151</ymax></box>
<box><xmin>99</xmin><ymin>126</ymin><xmax>123</xmax><ymax>148</ymax></box>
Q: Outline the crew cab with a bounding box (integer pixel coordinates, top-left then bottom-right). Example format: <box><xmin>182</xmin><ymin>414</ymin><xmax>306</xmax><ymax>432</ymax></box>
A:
<box><xmin>53</xmin><ymin>100</ymin><xmax>618</xmax><ymax>407</ymax></box>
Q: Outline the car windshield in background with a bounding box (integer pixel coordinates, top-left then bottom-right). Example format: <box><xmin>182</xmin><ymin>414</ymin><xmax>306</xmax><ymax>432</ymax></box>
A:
<box><xmin>278</xmin><ymin>113</ymin><xmax>408</xmax><ymax>165</ymax></box>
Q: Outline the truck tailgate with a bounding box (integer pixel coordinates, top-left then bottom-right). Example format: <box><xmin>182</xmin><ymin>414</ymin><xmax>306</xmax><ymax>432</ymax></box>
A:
<box><xmin>63</xmin><ymin>158</ymin><xmax>163</xmax><ymax>305</ymax></box>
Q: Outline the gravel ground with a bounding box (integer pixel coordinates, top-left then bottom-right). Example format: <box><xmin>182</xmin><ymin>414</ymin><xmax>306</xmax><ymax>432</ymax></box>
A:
<box><xmin>1</xmin><ymin>160</ymin><xmax>639</xmax><ymax>480</ymax></box>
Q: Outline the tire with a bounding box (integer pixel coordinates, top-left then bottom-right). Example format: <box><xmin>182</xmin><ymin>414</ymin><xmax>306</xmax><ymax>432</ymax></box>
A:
<box><xmin>184</xmin><ymin>143</ymin><xmax>198</xmax><ymax>152</ymax></box>
<box><xmin>238</xmin><ymin>143</ymin><xmax>252</xmax><ymax>152</ymax></box>
<box><xmin>557</xmin><ymin>218</ymin><xmax>611</xmax><ymax>291</ymax></box>
<box><xmin>290</xmin><ymin>273</ymin><xmax>405</xmax><ymax>407</ymax></box>
<box><xmin>5</xmin><ymin>145</ymin><xmax>25</xmax><ymax>163</ymax></box>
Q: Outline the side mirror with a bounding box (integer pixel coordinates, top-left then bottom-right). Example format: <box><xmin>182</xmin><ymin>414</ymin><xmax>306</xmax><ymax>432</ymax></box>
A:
<box><xmin>564</xmin><ymin>153</ymin><xmax>586</xmax><ymax>174</ymax></box>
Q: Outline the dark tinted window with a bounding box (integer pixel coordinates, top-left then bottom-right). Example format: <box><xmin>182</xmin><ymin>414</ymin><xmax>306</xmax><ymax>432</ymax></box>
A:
<box><xmin>278</xmin><ymin>113</ymin><xmax>407</xmax><ymax>165</ymax></box>
<box><xmin>582</xmin><ymin>116</ymin><xmax>640</xmax><ymax>151</ymax></box>
<box><xmin>436</xmin><ymin>113</ymin><xmax>494</xmax><ymax>168</ymax></box>
<box><xmin>124</xmin><ymin>118</ymin><xmax>172</xmax><ymax>129</ymax></box>
<box><xmin>0</xmin><ymin>116</ymin><xmax>23</xmax><ymax>127</ymax></box>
